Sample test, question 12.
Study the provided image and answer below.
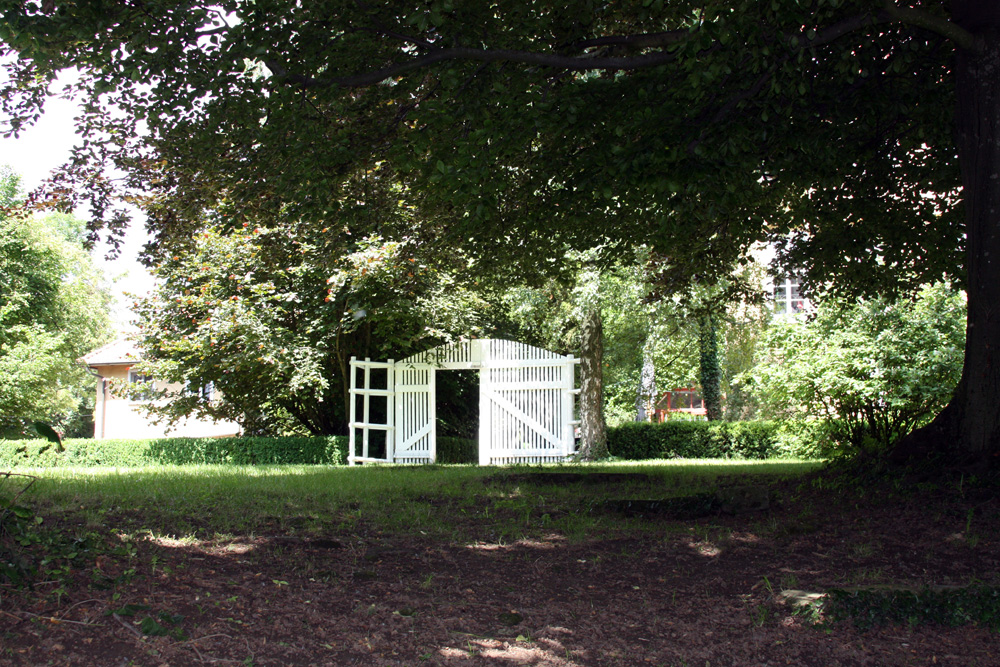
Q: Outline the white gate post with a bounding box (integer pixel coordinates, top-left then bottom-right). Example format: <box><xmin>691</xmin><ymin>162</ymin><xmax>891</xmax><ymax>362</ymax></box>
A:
<box><xmin>429</xmin><ymin>368</ymin><xmax>437</xmax><ymax>463</ymax></box>
<box><xmin>561</xmin><ymin>354</ymin><xmax>576</xmax><ymax>457</ymax></box>
<box><xmin>393</xmin><ymin>364</ymin><xmax>402</xmax><ymax>462</ymax></box>
<box><xmin>362</xmin><ymin>359</ymin><xmax>371</xmax><ymax>461</ymax></box>
<box><xmin>478</xmin><ymin>341</ymin><xmax>491</xmax><ymax>465</ymax></box>
<box><xmin>385</xmin><ymin>359</ymin><xmax>395</xmax><ymax>462</ymax></box>
<box><xmin>348</xmin><ymin>356</ymin><xmax>357</xmax><ymax>465</ymax></box>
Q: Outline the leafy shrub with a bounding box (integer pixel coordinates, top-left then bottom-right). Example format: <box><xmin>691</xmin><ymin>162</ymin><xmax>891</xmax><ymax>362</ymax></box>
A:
<box><xmin>744</xmin><ymin>283</ymin><xmax>965</xmax><ymax>457</ymax></box>
<box><xmin>770</xmin><ymin>419</ymin><xmax>838</xmax><ymax>459</ymax></box>
<box><xmin>0</xmin><ymin>435</ymin><xmax>348</xmax><ymax>468</ymax></box>
<box><xmin>606</xmin><ymin>420</ymin><xmax>818</xmax><ymax>460</ymax></box>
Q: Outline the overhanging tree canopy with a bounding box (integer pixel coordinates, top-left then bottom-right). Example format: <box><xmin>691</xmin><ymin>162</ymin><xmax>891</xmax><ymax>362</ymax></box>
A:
<box><xmin>0</xmin><ymin>0</ymin><xmax>996</xmax><ymax>462</ymax></box>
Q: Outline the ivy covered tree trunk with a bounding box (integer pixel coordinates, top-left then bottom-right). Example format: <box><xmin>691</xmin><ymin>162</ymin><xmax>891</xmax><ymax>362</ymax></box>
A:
<box><xmin>698</xmin><ymin>314</ymin><xmax>722</xmax><ymax>422</ymax></box>
<box><xmin>895</xmin><ymin>14</ymin><xmax>1000</xmax><ymax>467</ymax></box>
<box><xmin>578</xmin><ymin>307</ymin><xmax>608</xmax><ymax>459</ymax></box>
<box><xmin>635</xmin><ymin>338</ymin><xmax>657</xmax><ymax>422</ymax></box>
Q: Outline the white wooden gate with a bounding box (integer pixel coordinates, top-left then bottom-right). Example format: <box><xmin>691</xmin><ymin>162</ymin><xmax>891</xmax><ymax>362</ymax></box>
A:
<box><xmin>393</xmin><ymin>364</ymin><xmax>435</xmax><ymax>463</ymax></box>
<box><xmin>347</xmin><ymin>359</ymin><xmax>395</xmax><ymax>464</ymax></box>
<box><xmin>348</xmin><ymin>339</ymin><xmax>579</xmax><ymax>465</ymax></box>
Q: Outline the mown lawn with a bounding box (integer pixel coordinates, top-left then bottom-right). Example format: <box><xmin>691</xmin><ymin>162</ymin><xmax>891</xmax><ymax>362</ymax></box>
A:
<box><xmin>4</xmin><ymin>459</ymin><xmax>998</xmax><ymax>667</ymax></box>
<box><xmin>14</xmin><ymin>459</ymin><xmax>822</xmax><ymax>541</ymax></box>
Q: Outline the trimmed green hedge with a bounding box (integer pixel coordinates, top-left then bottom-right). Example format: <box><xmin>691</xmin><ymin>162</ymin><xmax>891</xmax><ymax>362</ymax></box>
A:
<box><xmin>2</xmin><ymin>421</ymin><xmax>823</xmax><ymax>468</ymax></box>
<box><xmin>0</xmin><ymin>435</ymin><xmax>348</xmax><ymax>468</ymax></box>
<box><xmin>606</xmin><ymin>420</ymin><xmax>825</xmax><ymax>460</ymax></box>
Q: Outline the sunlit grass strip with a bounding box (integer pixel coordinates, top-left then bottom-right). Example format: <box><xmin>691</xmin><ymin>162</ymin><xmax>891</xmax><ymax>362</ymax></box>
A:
<box><xmin>562</xmin><ymin>458</ymin><xmax>822</xmax><ymax>472</ymax></box>
<box><xmin>18</xmin><ymin>460</ymin><xmax>824</xmax><ymax>541</ymax></box>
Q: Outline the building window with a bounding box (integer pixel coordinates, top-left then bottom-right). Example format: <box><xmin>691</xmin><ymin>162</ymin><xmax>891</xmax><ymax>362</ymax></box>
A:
<box><xmin>127</xmin><ymin>369</ymin><xmax>154</xmax><ymax>401</ymax></box>
<box><xmin>187</xmin><ymin>381</ymin><xmax>214</xmax><ymax>402</ymax></box>
<box><xmin>128</xmin><ymin>369</ymin><xmax>146</xmax><ymax>384</ymax></box>
<box><xmin>774</xmin><ymin>275</ymin><xmax>806</xmax><ymax>315</ymax></box>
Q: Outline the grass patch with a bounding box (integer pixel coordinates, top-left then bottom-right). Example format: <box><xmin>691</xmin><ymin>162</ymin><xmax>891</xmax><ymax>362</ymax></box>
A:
<box><xmin>14</xmin><ymin>459</ymin><xmax>822</xmax><ymax>542</ymax></box>
<box><xmin>820</xmin><ymin>586</ymin><xmax>1000</xmax><ymax>632</ymax></box>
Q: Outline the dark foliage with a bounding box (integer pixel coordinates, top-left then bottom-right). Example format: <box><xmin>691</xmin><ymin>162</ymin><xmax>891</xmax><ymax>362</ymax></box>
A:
<box><xmin>436</xmin><ymin>437</ymin><xmax>478</xmax><ymax>464</ymax></box>
<box><xmin>822</xmin><ymin>586</ymin><xmax>1000</xmax><ymax>632</ymax></box>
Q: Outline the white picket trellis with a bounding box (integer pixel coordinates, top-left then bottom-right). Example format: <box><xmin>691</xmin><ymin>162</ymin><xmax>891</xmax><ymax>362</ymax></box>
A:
<box><xmin>349</xmin><ymin>339</ymin><xmax>580</xmax><ymax>465</ymax></box>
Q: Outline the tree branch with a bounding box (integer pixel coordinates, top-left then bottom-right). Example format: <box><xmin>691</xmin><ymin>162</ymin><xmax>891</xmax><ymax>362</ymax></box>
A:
<box><xmin>352</xmin><ymin>24</ymin><xmax>437</xmax><ymax>50</ymax></box>
<box><xmin>195</xmin><ymin>27</ymin><xmax>228</xmax><ymax>38</ymax></box>
<box><xmin>797</xmin><ymin>11</ymin><xmax>889</xmax><ymax>49</ymax></box>
<box><xmin>571</xmin><ymin>30</ymin><xmax>690</xmax><ymax>51</ymax></box>
<box><xmin>883</xmin><ymin>2</ymin><xmax>984</xmax><ymax>53</ymax></box>
<box><xmin>271</xmin><ymin>6</ymin><xmax>970</xmax><ymax>91</ymax></box>
<box><xmin>274</xmin><ymin>46</ymin><xmax>683</xmax><ymax>88</ymax></box>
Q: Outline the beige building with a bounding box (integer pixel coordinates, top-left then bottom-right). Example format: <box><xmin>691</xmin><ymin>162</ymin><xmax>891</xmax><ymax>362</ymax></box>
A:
<box><xmin>80</xmin><ymin>339</ymin><xmax>242</xmax><ymax>440</ymax></box>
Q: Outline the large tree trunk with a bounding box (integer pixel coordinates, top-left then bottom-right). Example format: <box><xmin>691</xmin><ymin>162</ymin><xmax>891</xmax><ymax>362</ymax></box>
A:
<box><xmin>894</xmin><ymin>12</ymin><xmax>1000</xmax><ymax>467</ymax></box>
<box><xmin>698</xmin><ymin>314</ymin><xmax>723</xmax><ymax>422</ymax></box>
<box><xmin>578</xmin><ymin>308</ymin><xmax>608</xmax><ymax>459</ymax></box>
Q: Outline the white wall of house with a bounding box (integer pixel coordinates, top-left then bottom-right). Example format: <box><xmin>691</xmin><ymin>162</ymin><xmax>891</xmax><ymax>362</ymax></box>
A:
<box><xmin>91</xmin><ymin>364</ymin><xmax>241</xmax><ymax>440</ymax></box>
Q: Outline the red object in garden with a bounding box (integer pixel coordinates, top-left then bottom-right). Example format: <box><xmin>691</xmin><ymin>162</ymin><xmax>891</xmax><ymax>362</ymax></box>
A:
<box><xmin>654</xmin><ymin>388</ymin><xmax>707</xmax><ymax>421</ymax></box>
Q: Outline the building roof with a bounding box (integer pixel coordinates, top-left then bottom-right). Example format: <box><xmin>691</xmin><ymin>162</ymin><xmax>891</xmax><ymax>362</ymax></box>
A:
<box><xmin>80</xmin><ymin>338</ymin><xmax>143</xmax><ymax>367</ymax></box>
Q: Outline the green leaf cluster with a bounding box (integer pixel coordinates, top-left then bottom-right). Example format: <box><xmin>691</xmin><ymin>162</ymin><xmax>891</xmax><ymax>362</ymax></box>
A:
<box><xmin>744</xmin><ymin>283</ymin><xmax>966</xmax><ymax>455</ymax></box>
<box><xmin>132</xmin><ymin>208</ymin><xmax>491</xmax><ymax>435</ymax></box>
<box><xmin>0</xmin><ymin>0</ymin><xmax>961</xmax><ymax>296</ymax></box>
<box><xmin>504</xmin><ymin>249</ymin><xmax>771</xmax><ymax>427</ymax></box>
<box><xmin>0</xmin><ymin>168</ymin><xmax>115</xmax><ymax>437</ymax></box>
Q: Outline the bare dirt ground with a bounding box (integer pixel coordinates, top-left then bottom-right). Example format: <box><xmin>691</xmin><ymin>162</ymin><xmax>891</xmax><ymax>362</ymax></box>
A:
<box><xmin>3</xmin><ymin>473</ymin><xmax>999</xmax><ymax>666</ymax></box>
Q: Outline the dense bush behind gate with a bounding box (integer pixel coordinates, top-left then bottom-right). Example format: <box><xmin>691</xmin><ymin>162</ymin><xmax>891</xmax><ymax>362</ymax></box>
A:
<box><xmin>437</xmin><ymin>437</ymin><xmax>478</xmax><ymax>464</ymax></box>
